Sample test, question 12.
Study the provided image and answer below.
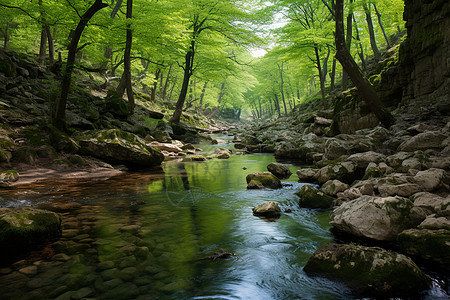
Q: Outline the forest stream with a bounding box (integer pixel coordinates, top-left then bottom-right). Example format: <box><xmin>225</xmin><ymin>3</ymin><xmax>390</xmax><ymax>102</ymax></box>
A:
<box><xmin>0</xmin><ymin>135</ymin><xmax>447</xmax><ymax>299</ymax></box>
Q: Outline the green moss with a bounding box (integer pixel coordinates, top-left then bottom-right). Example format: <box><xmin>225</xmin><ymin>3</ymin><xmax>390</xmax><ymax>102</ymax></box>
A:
<box><xmin>295</xmin><ymin>185</ymin><xmax>334</xmax><ymax>209</ymax></box>
<box><xmin>363</xmin><ymin>167</ymin><xmax>382</xmax><ymax>180</ymax></box>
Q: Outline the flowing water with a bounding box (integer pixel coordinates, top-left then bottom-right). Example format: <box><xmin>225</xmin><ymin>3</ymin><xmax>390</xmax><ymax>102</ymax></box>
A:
<box><xmin>0</xmin><ymin>138</ymin><xmax>447</xmax><ymax>299</ymax></box>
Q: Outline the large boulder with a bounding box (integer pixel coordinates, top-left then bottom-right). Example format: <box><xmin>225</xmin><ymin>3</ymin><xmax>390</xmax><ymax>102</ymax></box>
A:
<box><xmin>78</xmin><ymin>129</ymin><xmax>164</xmax><ymax>168</ymax></box>
<box><xmin>330</xmin><ymin>195</ymin><xmax>426</xmax><ymax>241</ymax></box>
<box><xmin>321</xmin><ymin>179</ymin><xmax>349</xmax><ymax>196</ymax></box>
<box><xmin>0</xmin><ymin>207</ymin><xmax>62</xmax><ymax>260</ymax></box>
<box><xmin>252</xmin><ymin>201</ymin><xmax>281</xmax><ymax>218</ymax></box>
<box><xmin>397</xmin><ymin>229</ymin><xmax>450</xmax><ymax>266</ymax></box>
<box><xmin>412</xmin><ymin>192</ymin><xmax>450</xmax><ymax>215</ymax></box>
<box><xmin>316</xmin><ymin>161</ymin><xmax>361</xmax><ymax>185</ymax></box>
<box><xmin>297</xmin><ymin>168</ymin><xmax>318</xmax><ymax>182</ymax></box>
<box><xmin>304</xmin><ymin>244</ymin><xmax>430</xmax><ymax>296</ymax></box>
<box><xmin>347</xmin><ymin>151</ymin><xmax>386</xmax><ymax>168</ymax></box>
<box><xmin>398</xmin><ymin>131</ymin><xmax>447</xmax><ymax>152</ymax></box>
<box><xmin>267</xmin><ymin>162</ymin><xmax>292</xmax><ymax>179</ymax></box>
<box><xmin>246</xmin><ymin>172</ymin><xmax>282</xmax><ymax>189</ymax></box>
<box><xmin>413</xmin><ymin>168</ymin><xmax>448</xmax><ymax>191</ymax></box>
<box><xmin>295</xmin><ymin>185</ymin><xmax>334</xmax><ymax>209</ymax></box>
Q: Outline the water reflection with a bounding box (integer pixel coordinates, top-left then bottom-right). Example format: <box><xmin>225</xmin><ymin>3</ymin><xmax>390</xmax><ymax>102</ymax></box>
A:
<box><xmin>0</xmin><ymin>154</ymin><xmax>445</xmax><ymax>299</ymax></box>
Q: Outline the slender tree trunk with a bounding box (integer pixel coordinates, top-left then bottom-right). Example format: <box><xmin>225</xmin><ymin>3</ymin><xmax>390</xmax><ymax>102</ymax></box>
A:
<box><xmin>162</xmin><ymin>64</ymin><xmax>172</xmax><ymax>101</ymax></box>
<box><xmin>199</xmin><ymin>81</ymin><xmax>207</xmax><ymax>110</ymax></box>
<box><xmin>353</xmin><ymin>15</ymin><xmax>367</xmax><ymax>71</ymax></box>
<box><xmin>39</xmin><ymin>27</ymin><xmax>47</xmax><ymax>63</ymax></box>
<box><xmin>330</xmin><ymin>57</ymin><xmax>336</xmax><ymax>91</ymax></box>
<box><xmin>274</xmin><ymin>94</ymin><xmax>281</xmax><ymax>117</ymax></box>
<box><xmin>334</xmin><ymin>0</ymin><xmax>394</xmax><ymax>128</ymax></box>
<box><xmin>342</xmin><ymin>1</ymin><xmax>353</xmax><ymax>90</ymax></box>
<box><xmin>314</xmin><ymin>46</ymin><xmax>326</xmax><ymax>104</ymax></box>
<box><xmin>322</xmin><ymin>47</ymin><xmax>331</xmax><ymax>85</ymax></box>
<box><xmin>277</xmin><ymin>62</ymin><xmax>288</xmax><ymax>116</ymax></box>
<box><xmin>363</xmin><ymin>3</ymin><xmax>381</xmax><ymax>61</ymax></box>
<box><xmin>45</xmin><ymin>25</ymin><xmax>54</xmax><ymax>64</ymax></box>
<box><xmin>150</xmin><ymin>68</ymin><xmax>161</xmax><ymax>102</ymax></box>
<box><xmin>171</xmin><ymin>40</ymin><xmax>194</xmax><ymax>123</ymax></box>
<box><xmin>373</xmin><ymin>3</ymin><xmax>391</xmax><ymax>48</ymax></box>
<box><xmin>258</xmin><ymin>96</ymin><xmax>262</xmax><ymax>118</ymax></box>
<box><xmin>116</xmin><ymin>0</ymin><xmax>135</xmax><ymax>114</ymax></box>
<box><xmin>3</xmin><ymin>23</ymin><xmax>10</xmax><ymax>49</ymax></box>
<box><xmin>208</xmin><ymin>82</ymin><xmax>225</xmax><ymax>118</ymax></box>
<box><xmin>54</xmin><ymin>0</ymin><xmax>108</xmax><ymax>130</ymax></box>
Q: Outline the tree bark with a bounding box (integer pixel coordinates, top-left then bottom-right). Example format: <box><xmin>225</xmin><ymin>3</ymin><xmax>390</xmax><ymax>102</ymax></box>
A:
<box><xmin>39</xmin><ymin>27</ymin><xmax>47</xmax><ymax>63</ymax></box>
<box><xmin>150</xmin><ymin>68</ymin><xmax>161</xmax><ymax>102</ymax></box>
<box><xmin>373</xmin><ymin>3</ymin><xmax>391</xmax><ymax>48</ymax></box>
<box><xmin>199</xmin><ymin>81</ymin><xmax>207</xmax><ymax>110</ymax></box>
<box><xmin>342</xmin><ymin>0</ymin><xmax>353</xmax><ymax>90</ymax></box>
<box><xmin>274</xmin><ymin>94</ymin><xmax>281</xmax><ymax>117</ymax></box>
<box><xmin>277</xmin><ymin>62</ymin><xmax>288</xmax><ymax>116</ymax></box>
<box><xmin>258</xmin><ymin>96</ymin><xmax>262</xmax><ymax>118</ymax></box>
<box><xmin>45</xmin><ymin>25</ymin><xmax>54</xmax><ymax>64</ymax></box>
<box><xmin>334</xmin><ymin>0</ymin><xmax>394</xmax><ymax>128</ymax></box>
<box><xmin>363</xmin><ymin>3</ymin><xmax>380</xmax><ymax>61</ymax></box>
<box><xmin>53</xmin><ymin>0</ymin><xmax>108</xmax><ymax>130</ymax></box>
<box><xmin>314</xmin><ymin>46</ymin><xmax>326</xmax><ymax>104</ymax></box>
<box><xmin>353</xmin><ymin>15</ymin><xmax>367</xmax><ymax>71</ymax></box>
<box><xmin>330</xmin><ymin>57</ymin><xmax>336</xmax><ymax>91</ymax></box>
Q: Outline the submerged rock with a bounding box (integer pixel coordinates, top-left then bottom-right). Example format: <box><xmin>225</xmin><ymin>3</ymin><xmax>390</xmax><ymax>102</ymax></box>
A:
<box><xmin>246</xmin><ymin>172</ymin><xmax>282</xmax><ymax>189</ymax></box>
<box><xmin>252</xmin><ymin>201</ymin><xmax>281</xmax><ymax>218</ymax></box>
<box><xmin>0</xmin><ymin>207</ymin><xmax>61</xmax><ymax>259</ymax></box>
<box><xmin>78</xmin><ymin>129</ymin><xmax>164</xmax><ymax>168</ymax></box>
<box><xmin>304</xmin><ymin>244</ymin><xmax>430</xmax><ymax>296</ymax></box>
<box><xmin>295</xmin><ymin>185</ymin><xmax>334</xmax><ymax>209</ymax></box>
<box><xmin>330</xmin><ymin>195</ymin><xmax>426</xmax><ymax>241</ymax></box>
<box><xmin>397</xmin><ymin>228</ymin><xmax>450</xmax><ymax>266</ymax></box>
<box><xmin>267</xmin><ymin>162</ymin><xmax>292</xmax><ymax>179</ymax></box>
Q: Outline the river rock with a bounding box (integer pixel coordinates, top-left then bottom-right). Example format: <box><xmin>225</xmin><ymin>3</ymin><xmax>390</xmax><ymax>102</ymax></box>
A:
<box><xmin>330</xmin><ymin>195</ymin><xmax>426</xmax><ymax>241</ymax></box>
<box><xmin>378</xmin><ymin>182</ymin><xmax>421</xmax><ymax>197</ymax></box>
<box><xmin>398</xmin><ymin>131</ymin><xmax>447</xmax><ymax>152</ymax></box>
<box><xmin>147</xmin><ymin>141</ymin><xmax>182</xmax><ymax>153</ymax></box>
<box><xmin>78</xmin><ymin>129</ymin><xmax>164</xmax><ymax>168</ymax></box>
<box><xmin>316</xmin><ymin>161</ymin><xmax>360</xmax><ymax>185</ymax></box>
<box><xmin>267</xmin><ymin>162</ymin><xmax>292</xmax><ymax>179</ymax></box>
<box><xmin>347</xmin><ymin>151</ymin><xmax>386</xmax><ymax>168</ymax></box>
<box><xmin>397</xmin><ymin>228</ymin><xmax>450</xmax><ymax>266</ymax></box>
<box><xmin>321</xmin><ymin>180</ymin><xmax>349</xmax><ymax>196</ymax></box>
<box><xmin>295</xmin><ymin>185</ymin><xmax>334</xmax><ymax>209</ymax></box>
<box><xmin>412</xmin><ymin>192</ymin><xmax>448</xmax><ymax>214</ymax></box>
<box><xmin>0</xmin><ymin>170</ymin><xmax>19</xmax><ymax>186</ymax></box>
<box><xmin>252</xmin><ymin>201</ymin><xmax>281</xmax><ymax>217</ymax></box>
<box><xmin>0</xmin><ymin>207</ymin><xmax>62</xmax><ymax>258</ymax></box>
<box><xmin>303</xmin><ymin>244</ymin><xmax>430</xmax><ymax>296</ymax></box>
<box><xmin>297</xmin><ymin>168</ymin><xmax>318</xmax><ymax>182</ymax></box>
<box><xmin>413</xmin><ymin>168</ymin><xmax>448</xmax><ymax>191</ymax></box>
<box><xmin>246</xmin><ymin>172</ymin><xmax>282</xmax><ymax>189</ymax></box>
<box><xmin>418</xmin><ymin>214</ymin><xmax>450</xmax><ymax>230</ymax></box>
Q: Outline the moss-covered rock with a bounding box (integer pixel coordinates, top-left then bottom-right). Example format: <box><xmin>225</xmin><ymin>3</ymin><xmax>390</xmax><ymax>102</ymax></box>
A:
<box><xmin>78</xmin><ymin>129</ymin><xmax>164</xmax><ymax>168</ymax></box>
<box><xmin>105</xmin><ymin>90</ymin><xmax>129</xmax><ymax>117</ymax></box>
<box><xmin>246</xmin><ymin>172</ymin><xmax>282</xmax><ymax>189</ymax></box>
<box><xmin>397</xmin><ymin>228</ymin><xmax>450</xmax><ymax>266</ymax></box>
<box><xmin>0</xmin><ymin>207</ymin><xmax>62</xmax><ymax>261</ymax></box>
<box><xmin>304</xmin><ymin>244</ymin><xmax>430</xmax><ymax>296</ymax></box>
<box><xmin>330</xmin><ymin>195</ymin><xmax>427</xmax><ymax>241</ymax></box>
<box><xmin>295</xmin><ymin>185</ymin><xmax>334</xmax><ymax>209</ymax></box>
<box><xmin>0</xmin><ymin>170</ymin><xmax>19</xmax><ymax>185</ymax></box>
<box><xmin>316</xmin><ymin>161</ymin><xmax>361</xmax><ymax>185</ymax></box>
<box><xmin>321</xmin><ymin>179</ymin><xmax>349</xmax><ymax>196</ymax></box>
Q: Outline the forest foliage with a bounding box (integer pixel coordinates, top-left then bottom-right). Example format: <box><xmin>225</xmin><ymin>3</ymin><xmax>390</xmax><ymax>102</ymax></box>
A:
<box><xmin>0</xmin><ymin>0</ymin><xmax>405</xmax><ymax>124</ymax></box>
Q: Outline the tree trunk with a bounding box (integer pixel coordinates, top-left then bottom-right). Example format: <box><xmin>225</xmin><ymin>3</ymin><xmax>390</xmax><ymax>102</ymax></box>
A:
<box><xmin>330</xmin><ymin>57</ymin><xmax>336</xmax><ymax>91</ymax></box>
<box><xmin>342</xmin><ymin>1</ymin><xmax>353</xmax><ymax>90</ymax></box>
<box><xmin>208</xmin><ymin>82</ymin><xmax>225</xmax><ymax>118</ymax></box>
<box><xmin>277</xmin><ymin>62</ymin><xmax>288</xmax><ymax>116</ymax></box>
<box><xmin>274</xmin><ymin>94</ymin><xmax>281</xmax><ymax>117</ymax></box>
<box><xmin>39</xmin><ymin>27</ymin><xmax>47</xmax><ymax>63</ymax></box>
<box><xmin>53</xmin><ymin>0</ymin><xmax>108</xmax><ymax>130</ymax></box>
<box><xmin>116</xmin><ymin>0</ymin><xmax>135</xmax><ymax>114</ymax></box>
<box><xmin>258</xmin><ymin>96</ymin><xmax>262</xmax><ymax>118</ymax></box>
<box><xmin>199</xmin><ymin>81</ymin><xmax>207</xmax><ymax>110</ymax></box>
<box><xmin>162</xmin><ymin>64</ymin><xmax>172</xmax><ymax>101</ymax></box>
<box><xmin>334</xmin><ymin>0</ymin><xmax>394</xmax><ymax>128</ymax></box>
<box><xmin>170</xmin><ymin>41</ymin><xmax>194</xmax><ymax>123</ymax></box>
<box><xmin>314</xmin><ymin>46</ymin><xmax>326</xmax><ymax>104</ymax></box>
<box><xmin>45</xmin><ymin>25</ymin><xmax>54</xmax><ymax>64</ymax></box>
<box><xmin>353</xmin><ymin>15</ymin><xmax>367</xmax><ymax>71</ymax></box>
<box><xmin>150</xmin><ymin>68</ymin><xmax>161</xmax><ymax>102</ymax></box>
<box><xmin>3</xmin><ymin>23</ymin><xmax>10</xmax><ymax>49</ymax></box>
<box><xmin>363</xmin><ymin>3</ymin><xmax>381</xmax><ymax>61</ymax></box>
<box><xmin>373</xmin><ymin>3</ymin><xmax>391</xmax><ymax>48</ymax></box>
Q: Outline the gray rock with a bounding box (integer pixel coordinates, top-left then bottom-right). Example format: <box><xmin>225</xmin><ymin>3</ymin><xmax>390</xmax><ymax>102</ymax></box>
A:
<box><xmin>413</xmin><ymin>168</ymin><xmax>447</xmax><ymax>191</ymax></box>
<box><xmin>304</xmin><ymin>244</ymin><xmax>430</xmax><ymax>295</ymax></box>
<box><xmin>252</xmin><ymin>201</ymin><xmax>281</xmax><ymax>217</ymax></box>
<box><xmin>347</xmin><ymin>151</ymin><xmax>386</xmax><ymax>168</ymax></box>
<box><xmin>412</xmin><ymin>192</ymin><xmax>448</xmax><ymax>214</ymax></box>
<box><xmin>0</xmin><ymin>170</ymin><xmax>19</xmax><ymax>186</ymax></box>
<box><xmin>316</xmin><ymin>161</ymin><xmax>359</xmax><ymax>185</ymax></box>
<box><xmin>330</xmin><ymin>195</ymin><xmax>426</xmax><ymax>240</ymax></box>
<box><xmin>321</xmin><ymin>180</ymin><xmax>349</xmax><ymax>196</ymax></box>
<box><xmin>378</xmin><ymin>182</ymin><xmax>422</xmax><ymax>197</ymax></box>
<box><xmin>398</xmin><ymin>131</ymin><xmax>447</xmax><ymax>152</ymax></box>
<box><xmin>78</xmin><ymin>129</ymin><xmax>164</xmax><ymax>168</ymax></box>
<box><xmin>297</xmin><ymin>168</ymin><xmax>318</xmax><ymax>182</ymax></box>
<box><xmin>418</xmin><ymin>215</ymin><xmax>450</xmax><ymax>230</ymax></box>
<box><xmin>267</xmin><ymin>162</ymin><xmax>292</xmax><ymax>179</ymax></box>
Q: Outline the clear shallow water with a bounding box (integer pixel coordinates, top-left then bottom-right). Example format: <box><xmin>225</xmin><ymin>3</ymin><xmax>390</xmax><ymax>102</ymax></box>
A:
<box><xmin>0</xmin><ymin>147</ymin><xmax>447</xmax><ymax>299</ymax></box>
